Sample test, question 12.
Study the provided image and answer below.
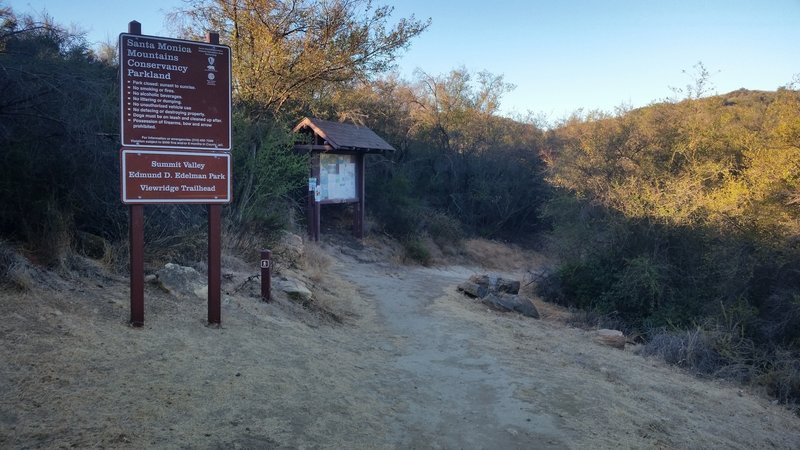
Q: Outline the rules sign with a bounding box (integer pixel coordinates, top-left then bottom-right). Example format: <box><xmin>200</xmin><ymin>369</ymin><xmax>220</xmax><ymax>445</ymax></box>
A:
<box><xmin>119</xmin><ymin>33</ymin><xmax>231</xmax><ymax>151</ymax></box>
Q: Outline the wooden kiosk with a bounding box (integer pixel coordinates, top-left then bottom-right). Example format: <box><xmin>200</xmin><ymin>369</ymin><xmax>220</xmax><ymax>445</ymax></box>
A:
<box><xmin>293</xmin><ymin>118</ymin><xmax>395</xmax><ymax>240</ymax></box>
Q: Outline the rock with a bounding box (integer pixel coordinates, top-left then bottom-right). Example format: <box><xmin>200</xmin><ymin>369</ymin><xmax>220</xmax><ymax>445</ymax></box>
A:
<box><xmin>457</xmin><ymin>281</ymin><xmax>489</xmax><ymax>298</ymax></box>
<box><xmin>155</xmin><ymin>263</ymin><xmax>207</xmax><ymax>299</ymax></box>
<box><xmin>468</xmin><ymin>274</ymin><xmax>491</xmax><ymax>286</ymax></box>
<box><xmin>595</xmin><ymin>329</ymin><xmax>626</xmax><ymax>349</ymax></box>
<box><xmin>281</xmin><ymin>231</ymin><xmax>304</xmax><ymax>251</ymax></box>
<box><xmin>496</xmin><ymin>278</ymin><xmax>520</xmax><ymax>295</ymax></box>
<box><xmin>465</xmin><ymin>274</ymin><xmax>520</xmax><ymax>294</ymax></box>
<box><xmin>194</xmin><ymin>285</ymin><xmax>209</xmax><ymax>300</ymax></box>
<box><xmin>482</xmin><ymin>293</ymin><xmax>540</xmax><ymax>319</ymax></box>
<box><xmin>276</xmin><ymin>231</ymin><xmax>305</xmax><ymax>268</ymax></box>
<box><xmin>459</xmin><ymin>273</ymin><xmax>521</xmax><ymax>298</ymax></box>
<box><xmin>458</xmin><ymin>273</ymin><xmax>532</xmax><ymax>319</ymax></box>
<box><xmin>276</xmin><ymin>278</ymin><xmax>313</xmax><ymax>303</ymax></box>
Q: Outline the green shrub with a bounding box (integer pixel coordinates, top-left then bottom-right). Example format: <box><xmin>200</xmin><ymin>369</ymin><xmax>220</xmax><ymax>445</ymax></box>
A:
<box><xmin>0</xmin><ymin>241</ymin><xmax>16</xmax><ymax>285</ymax></box>
<box><xmin>640</xmin><ymin>327</ymin><xmax>724</xmax><ymax>376</ymax></box>
<box><xmin>230</xmin><ymin>115</ymin><xmax>308</xmax><ymax>227</ymax></box>
<box><xmin>402</xmin><ymin>237</ymin><xmax>432</xmax><ymax>265</ymax></box>
<box><xmin>600</xmin><ymin>256</ymin><xmax>670</xmax><ymax>319</ymax></box>
<box><xmin>758</xmin><ymin>349</ymin><xmax>800</xmax><ymax>407</ymax></box>
<box><xmin>0</xmin><ymin>11</ymin><xmax>125</xmax><ymax>259</ymax></box>
<box><xmin>536</xmin><ymin>259</ymin><xmax>616</xmax><ymax>310</ymax></box>
<box><xmin>366</xmin><ymin>173</ymin><xmax>421</xmax><ymax>238</ymax></box>
<box><xmin>424</xmin><ymin>209</ymin><xmax>464</xmax><ymax>248</ymax></box>
<box><xmin>641</xmin><ymin>323</ymin><xmax>800</xmax><ymax>410</ymax></box>
<box><xmin>759</xmin><ymin>290</ymin><xmax>800</xmax><ymax>348</ymax></box>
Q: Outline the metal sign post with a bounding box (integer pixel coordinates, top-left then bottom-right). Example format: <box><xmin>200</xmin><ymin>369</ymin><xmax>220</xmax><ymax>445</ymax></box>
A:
<box><xmin>120</xmin><ymin>22</ymin><xmax>231</xmax><ymax>327</ymax></box>
<box><xmin>205</xmin><ymin>31</ymin><xmax>223</xmax><ymax>326</ymax></box>
<box><xmin>127</xmin><ymin>21</ymin><xmax>145</xmax><ymax>327</ymax></box>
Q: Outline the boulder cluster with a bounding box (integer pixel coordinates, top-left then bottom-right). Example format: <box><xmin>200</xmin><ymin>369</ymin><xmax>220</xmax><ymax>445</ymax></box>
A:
<box><xmin>457</xmin><ymin>274</ymin><xmax>539</xmax><ymax>319</ymax></box>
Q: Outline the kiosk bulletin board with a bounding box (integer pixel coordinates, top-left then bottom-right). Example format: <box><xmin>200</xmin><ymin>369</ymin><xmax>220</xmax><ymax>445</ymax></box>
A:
<box><xmin>318</xmin><ymin>154</ymin><xmax>357</xmax><ymax>203</ymax></box>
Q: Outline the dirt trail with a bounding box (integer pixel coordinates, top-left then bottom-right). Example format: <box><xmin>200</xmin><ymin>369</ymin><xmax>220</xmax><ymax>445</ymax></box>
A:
<box><xmin>332</xmin><ymin>250</ymin><xmax>800</xmax><ymax>449</ymax></box>
<box><xmin>1</xmin><ymin>241</ymin><xmax>799</xmax><ymax>449</ymax></box>
<box><xmin>336</xmin><ymin>261</ymin><xmax>566</xmax><ymax>449</ymax></box>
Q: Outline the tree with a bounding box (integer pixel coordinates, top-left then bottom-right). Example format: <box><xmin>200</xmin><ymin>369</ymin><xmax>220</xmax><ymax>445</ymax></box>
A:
<box><xmin>410</xmin><ymin>68</ymin><xmax>516</xmax><ymax>154</ymax></box>
<box><xmin>173</xmin><ymin>0</ymin><xmax>429</xmax><ymax>118</ymax></box>
<box><xmin>0</xmin><ymin>5</ymin><xmax>122</xmax><ymax>262</ymax></box>
<box><xmin>325</xmin><ymin>68</ymin><xmax>545</xmax><ymax>239</ymax></box>
<box><xmin>169</xmin><ymin>0</ymin><xmax>429</xmax><ymax>224</ymax></box>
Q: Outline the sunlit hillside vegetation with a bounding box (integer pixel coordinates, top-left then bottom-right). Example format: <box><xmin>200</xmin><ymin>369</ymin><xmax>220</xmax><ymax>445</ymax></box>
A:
<box><xmin>1</xmin><ymin>2</ymin><xmax>798</xmax><ymax>409</ymax></box>
<box><xmin>538</xmin><ymin>88</ymin><xmax>800</xmax><ymax>405</ymax></box>
<box><xmin>541</xmin><ymin>88</ymin><xmax>800</xmax><ymax>327</ymax></box>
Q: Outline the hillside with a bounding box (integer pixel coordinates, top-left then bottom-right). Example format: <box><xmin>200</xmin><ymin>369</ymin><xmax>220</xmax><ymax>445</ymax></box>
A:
<box><xmin>2</xmin><ymin>6</ymin><xmax>800</xmax><ymax>445</ymax></box>
<box><xmin>2</xmin><ymin>236</ymin><xmax>799</xmax><ymax>449</ymax></box>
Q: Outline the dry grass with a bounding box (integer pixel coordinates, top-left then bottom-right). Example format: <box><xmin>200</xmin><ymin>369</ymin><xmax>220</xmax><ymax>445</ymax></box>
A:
<box><xmin>639</xmin><ymin>328</ymin><xmax>723</xmax><ymax>375</ymax></box>
<box><xmin>0</xmin><ymin>242</ymin><xmax>35</xmax><ymax>291</ymax></box>
<box><xmin>2</xmin><ymin>231</ymin><xmax>800</xmax><ymax>448</ymax></box>
<box><xmin>303</xmin><ymin>241</ymin><xmax>333</xmax><ymax>283</ymax></box>
<box><xmin>461</xmin><ymin>238</ymin><xmax>550</xmax><ymax>271</ymax></box>
<box><xmin>530</xmin><ymin>297</ymin><xmax>574</xmax><ymax>322</ymax></box>
<box><xmin>307</xmin><ymin>272</ymin><xmax>363</xmax><ymax>324</ymax></box>
<box><xmin>639</xmin><ymin>324</ymin><xmax>800</xmax><ymax>413</ymax></box>
<box><xmin>362</xmin><ymin>234</ymin><xmax>406</xmax><ymax>265</ymax></box>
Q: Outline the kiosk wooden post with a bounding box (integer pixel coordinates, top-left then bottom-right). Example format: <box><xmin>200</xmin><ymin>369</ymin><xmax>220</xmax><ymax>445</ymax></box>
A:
<box><xmin>353</xmin><ymin>153</ymin><xmax>365</xmax><ymax>239</ymax></box>
<box><xmin>313</xmin><ymin>153</ymin><xmax>321</xmax><ymax>241</ymax></box>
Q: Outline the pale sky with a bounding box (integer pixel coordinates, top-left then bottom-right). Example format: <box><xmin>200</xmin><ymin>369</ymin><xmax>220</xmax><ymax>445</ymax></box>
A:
<box><xmin>14</xmin><ymin>0</ymin><xmax>800</xmax><ymax>121</ymax></box>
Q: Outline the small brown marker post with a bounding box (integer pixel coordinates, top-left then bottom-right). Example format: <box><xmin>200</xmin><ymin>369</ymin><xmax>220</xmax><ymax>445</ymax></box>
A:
<box><xmin>260</xmin><ymin>250</ymin><xmax>272</xmax><ymax>302</ymax></box>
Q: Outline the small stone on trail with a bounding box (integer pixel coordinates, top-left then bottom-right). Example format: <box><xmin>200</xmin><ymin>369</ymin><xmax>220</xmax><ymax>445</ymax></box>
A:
<box><xmin>458</xmin><ymin>273</ymin><xmax>521</xmax><ymax>298</ymax></box>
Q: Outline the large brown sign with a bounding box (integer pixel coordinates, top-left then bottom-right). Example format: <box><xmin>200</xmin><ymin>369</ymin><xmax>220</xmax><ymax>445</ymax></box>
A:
<box><xmin>119</xmin><ymin>33</ymin><xmax>231</xmax><ymax>151</ymax></box>
<box><xmin>121</xmin><ymin>149</ymin><xmax>231</xmax><ymax>204</ymax></box>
